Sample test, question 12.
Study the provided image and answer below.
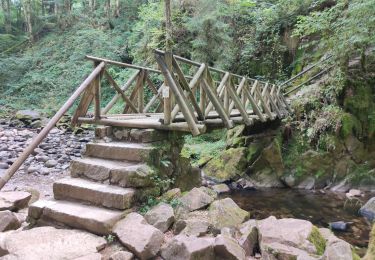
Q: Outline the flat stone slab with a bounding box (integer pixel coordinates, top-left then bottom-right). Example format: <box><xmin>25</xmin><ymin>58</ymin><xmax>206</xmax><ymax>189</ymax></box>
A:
<box><xmin>28</xmin><ymin>199</ymin><xmax>123</xmax><ymax>235</ymax></box>
<box><xmin>85</xmin><ymin>142</ymin><xmax>155</xmax><ymax>162</ymax></box>
<box><xmin>0</xmin><ymin>226</ymin><xmax>106</xmax><ymax>259</ymax></box>
<box><xmin>0</xmin><ymin>191</ymin><xmax>31</xmax><ymax>211</ymax></box>
<box><xmin>53</xmin><ymin>177</ymin><xmax>135</xmax><ymax>210</ymax></box>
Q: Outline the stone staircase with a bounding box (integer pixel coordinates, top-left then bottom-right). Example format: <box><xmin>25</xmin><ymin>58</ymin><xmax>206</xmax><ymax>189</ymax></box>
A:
<box><xmin>28</xmin><ymin>127</ymin><xmax>164</xmax><ymax>235</ymax></box>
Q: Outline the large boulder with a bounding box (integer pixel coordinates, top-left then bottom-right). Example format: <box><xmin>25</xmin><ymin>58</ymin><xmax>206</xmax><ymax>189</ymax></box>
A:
<box><xmin>364</xmin><ymin>224</ymin><xmax>375</xmax><ymax>260</ymax></box>
<box><xmin>179</xmin><ymin>187</ymin><xmax>216</xmax><ymax>211</ymax></box>
<box><xmin>113</xmin><ymin>213</ymin><xmax>164</xmax><ymax>259</ymax></box>
<box><xmin>15</xmin><ymin>110</ymin><xmax>41</xmax><ymax>121</ymax></box>
<box><xmin>0</xmin><ymin>191</ymin><xmax>31</xmax><ymax>211</ymax></box>
<box><xmin>144</xmin><ymin>202</ymin><xmax>175</xmax><ymax>232</ymax></box>
<box><xmin>208</xmin><ymin>198</ymin><xmax>249</xmax><ymax>230</ymax></box>
<box><xmin>175</xmin><ymin>211</ymin><xmax>211</xmax><ymax>237</ymax></box>
<box><xmin>318</xmin><ymin>228</ymin><xmax>353</xmax><ymax>260</ymax></box>
<box><xmin>237</xmin><ymin>219</ymin><xmax>258</xmax><ymax>256</ymax></box>
<box><xmin>203</xmin><ymin>147</ymin><xmax>248</xmax><ymax>182</ymax></box>
<box><xmin>0</xmin><ymin>211</ymin><xmax>21</xmax><ymax>232</ymax></box>
<box><xmin>360</xmin><ymin>197</ymin><xmax>375</xmax><ymax>222</ymax></box>
<box><xmin>161</xmin><ymin>234</ymin><xmax>215</xmax><ymax>260</ymax></box>
<box><xmin>214</xmin><ymin>234</ymin><xmax>246</xmax><ymax>260</ymax></box>
<box><xmin>258</xmin><ymin>217</ymin><xmax>323</xmax><ymax>259</ymax></box>
<box><xmin>0</xmin><ymin>226</ymin><xmax>106</xmax><ymax>259</ymax></box>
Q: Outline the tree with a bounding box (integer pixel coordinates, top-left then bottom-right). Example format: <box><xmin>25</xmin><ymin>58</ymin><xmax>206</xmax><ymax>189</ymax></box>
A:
<box><xmin>22</xmin><ymin>0</ymin><xmax>33</xmax><ymax>42</ymax></box>
<box><xmin>1</xmin><ymin>0</ymin><xmax>11</xmax><ymax>33</ymax></box>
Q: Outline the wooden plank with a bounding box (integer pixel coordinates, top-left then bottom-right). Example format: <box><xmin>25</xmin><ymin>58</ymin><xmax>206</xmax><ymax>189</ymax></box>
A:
<box><xmin>229</xmin><ymin>77</ymin><xmax>246</xmax><ymax>112</ymax></box>
<box><xmin>145</xmin><ymin>74</ymin><xmax>164</xmax><ymax>104</ymax></box>
<box><xmin>202</xmin><ymin>78</ymin><xmax>233</xmax><ymax>129</ymax></box>
<box><xmin>102</xmin><ymin>70</ymin><xmax>139</xmax><ymax>114</ymax></box>
<box><xmin>144</xmin><ymin>84</ymin><xmax>164</xmax><ymax>113</ymax></box>
<box><xmin>171</xmin><ymin>57</ymin><xmax>204</xmax><ymax>121</ymax></box>
<box><xmin>242</xmin><ymin>80</ymin><xmax>266</xmax><ymax>122</ymax></box>
<box><xmin>265</xmin><ymin>84</ymin><xmax>282</xmax><ymax>118</ymax></box>
<box><xmin>255</xmin><ymin>83</ymin><xmax>273</xmax><ymax>119</ymax></box>
<box><xmin>124</xmin><ymin>72</ymin><xmax>144</xmax><ymax>113</ymax></box>
<box><xmin>103</xmin><ymin>70</ymin><xmax>139</xmax><ymax>113</ymax></box>
<box><xmin>155</xmin><ymin>54</ymin><xmax>201</xmax><ymax>136</ymax></box>
<box><xmin>226</xmin><ymin>77</ymin><xmax>252</xmax><ymax>125</ymax></box>
<box><xmin>94</xmin><ymin>73</ymin><xmax>101</xmax><ymax>120</ymax></box>
<box><xmin>137</xmin><ymin>70</ymin><xmax>145</xmax><ymax>112</ymax></box>
<box><xmin>71</xmin><ymin>82</ymin><xmax>95</xmax><ymax>126</ymax></box>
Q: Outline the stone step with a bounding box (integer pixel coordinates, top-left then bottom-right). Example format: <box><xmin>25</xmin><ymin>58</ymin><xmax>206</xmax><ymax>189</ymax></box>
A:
<box><xmin>28</xmin><ymin>199</ymin><xmax>123</xmax><ymax>235</ymax></box>
<box><xmin>70</xmin><ymin>157</ymin><xmax>153</xmax><ymax>188</ymax></box>
<box><xmin>85</xmin><ymin>141</ymin><xmax>156</xmax><ymax>162</ymax></box>
<box><xmin>53</xmin><ymin>177</ymin><xmax>135</xmax><ymax>210</ymax></box>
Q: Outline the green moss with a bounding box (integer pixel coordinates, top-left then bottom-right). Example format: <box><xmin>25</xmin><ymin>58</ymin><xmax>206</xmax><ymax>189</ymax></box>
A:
<box><xmin>308</xmin><ymin>226</ymin><xmax>326</xmax><ymax>256</ymax></box>
<box><xmin>352</xmin><ymin>250</ymin><xmax>361</xmax><ymax>260</ymax></box>
<box><xmin>341</xmin><ymin>113</ymin><xmax>362</xmax><ymax>138</ymax></box>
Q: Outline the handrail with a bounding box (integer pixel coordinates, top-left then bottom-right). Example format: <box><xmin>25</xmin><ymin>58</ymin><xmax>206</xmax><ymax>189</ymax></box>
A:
<box><xmin>0</xmin><ymin>62</ymin><xmax>106</xmax><ymax>190</ymax></box>
<box><xmin>279</xmin><ymin>55</ymin><xmax>332</xmax><ymax>89</ymax></box>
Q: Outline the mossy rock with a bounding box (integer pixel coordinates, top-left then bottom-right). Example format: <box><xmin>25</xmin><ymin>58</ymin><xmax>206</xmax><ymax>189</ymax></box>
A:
<box><xmin>308</xmin><ymin>226</ymin><xmax>326</xmax><ymax>256</ymax></box>
<box><xmin>203</xmin><ymin>147</ymin><xmax>248</xmax><ymax>182</ymax></box>
<box><xmin>226</xmin><ymin>125</ymin><xmax>246</xmax><ymax>147</ymax></box>
<box><xmin>364</xmin><ymin>224</ymin><xmax>375</xmax><ymax>260</ymax></box>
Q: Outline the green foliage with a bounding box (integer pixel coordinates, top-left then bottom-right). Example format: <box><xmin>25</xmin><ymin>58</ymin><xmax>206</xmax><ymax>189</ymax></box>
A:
<box><xmin>139</xmin><ymin>196</ymin><xmax>160</xmax><ymax>215</ymax></box>
<box><xmin>308</xmin><ymin>226</ymin><xmax>326</xmax><ymax>256</ymax></box>
<box><xmin>104</xmin><ymin>234</ymin><xmax>115</xmax><ymax>244</ymax></box>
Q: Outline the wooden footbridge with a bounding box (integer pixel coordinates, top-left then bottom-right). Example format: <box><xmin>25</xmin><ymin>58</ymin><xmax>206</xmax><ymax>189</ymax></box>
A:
<box><xmin>72</xmin><ymin>50</ymin><xmax>290</xmax><ymax>136</ymax></box>
<box><xmin>0</xmin><ymin>50</ymin><xmax>334</xmax><ymax>189</ymax></box>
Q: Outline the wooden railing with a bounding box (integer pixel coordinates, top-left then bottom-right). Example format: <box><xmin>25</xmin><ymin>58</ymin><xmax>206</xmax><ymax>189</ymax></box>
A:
<box><xmin>0</xmin><ymin>51</ymin><xmax>290</xmax><ymax>190</ymax></box>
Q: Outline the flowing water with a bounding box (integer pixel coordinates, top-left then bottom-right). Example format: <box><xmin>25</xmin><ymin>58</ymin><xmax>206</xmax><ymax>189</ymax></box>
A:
<box><xmin>224</xmin><ymin>188</ymin><xmax>373</xmax><ymax>251</ymax></box>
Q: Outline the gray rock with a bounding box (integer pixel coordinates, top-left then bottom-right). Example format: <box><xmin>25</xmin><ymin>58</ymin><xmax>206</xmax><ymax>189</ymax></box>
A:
<box><xmin>329</xmin><ymin>221</ymin><xmax>348</xmax><ymax>231</ymax></box>
<box><xmin>212</xmin><ymin>184</ymin><xmax>230</xmax><ymax>194</ymax></box>
<box><xmin>0</xmin><ymin>191</ymin><xmax>31</xmax><ymax>211</ymax></box>
<box><xmin>144</xmin><ymin>202</ymin><xmax>175</xmax><ymax>232</ymax></box>
<box><xmin>0</xmin><ymin>162</ymin><xmax>9</xmax><ymax>169</ymax></box>
<box><xmin>174</xmin><ymin>210</ymin><xmax>211</xmax><ymax>237</ymax></box>
<box><xmin>238</xmin><ymin>219</ymin><xmax>258</xmax><ymax>256</ymax></box>
<box><xmin>161</xmin><ymin>234</ymin><xmax>215</xmax><ymax>260</ymax></box>
<box><xmin>109</xmin><ymin>251</ymin><xmax>134</xmax><ymax>260</ymax></box>
<box><xmin>180</xmin><ymin>187</ymin><xmax>215</xmax><ymax>211</ymax></box>
<box><xmin>0</xmin><ymin>226</ymin><xmax>106</xmax><ymax>259</ymax></box>
<box><xmin>319</xmin><ymin>228</ymin><xmax>353</xmax><ymax>260</ymax></box>
<box><xmin>360</xmin><ymin>197</ymin><xmax>375</xmax><ymax>221</ymax></box>
<box><xmin>15</xmin><ymin>110</ymin><xmax>41</xmax><ymax>121</ymax></box>
<box><xmin>214</xmin><ymin>234</ymin><xmax>246</xmax><ymax>260</ymax></box>
<box><xmin>113</xmin><ymin>213</ymin><xmax>164</xmax><ymax>259</ymax></box>
<box><xmin>45</xmin><ymin>159</ymin><xmax>58</xmax><ymax>168</ymax></box>
<box><xmin>0</xmin><ymin>210</ymin><xmax>21</xmax><ymax>232</ymax></box>
<box><xmin>208</xmin><ymin>198</ymin><xmax>249</xmax><ymax>230</ymax></box>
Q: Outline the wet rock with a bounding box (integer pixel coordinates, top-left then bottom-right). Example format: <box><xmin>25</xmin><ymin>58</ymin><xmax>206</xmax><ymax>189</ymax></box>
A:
<box><xmin>214</xmin><ymin>234</ymin><xmax>246</xmax><ymax>260</ymax></box>
<box><xmin>0</xmin><ymin>191</ymin><xmax>31</xmax><ymax>211</ymax></box>
<box><xmin>238</xmin><ymin>219</ymin><xmax>258</xmax><ymax>256</ymax></box>
<box><xmin>109</xmin><ymin>251</ymin><xmax>134</xmax><ymax>260</ymax></box>
<box><xmin>329</xmin><ymin>221</ymin><xmax>348</xmax><ymax>231</ymax></box>
<box><xmin>203</xmin><ymin>147</ymin><xmax>248</xmax><ymax>182</ymax></box>
<box><xmin>113</xmin><ymin>213</ymin><xmax>164</xmax><ymax>259</ymax></box>
<box><xmin>209</xmin><ymin>198</ymin><xmax>249</xmax><ymax>230</ymax></box>
<box><xmin>360</xmin><ymin>197</ymin><xmax>375</xmax><ymax>222</ymax></box>
<box><xmin>0</xmin><ymin>210</ymin><xmax>21</xmax><ymax>232</ymax></box>
<box><xmin>144</xmin><ymin>202</ymin><xmax>175</xmax><ymax>232</ymax></box>
<box><xmin>212</xmin><ymin>184</ymin><xmax>230</xmax><ymax>194</ymax></box>
<box><xmin>161</xmin><ymin>234</ymin><xmax>215</xmax><ymax>260</ymax></box>
<box><xmin>180</xmin><ymin>187</ymin><xmax>215</xmax><ymax>211</ymax></box>
<box><xmin>0</xmin><ymin>226</ymin><xmax>106</xmax><ymax>259</ymax></box>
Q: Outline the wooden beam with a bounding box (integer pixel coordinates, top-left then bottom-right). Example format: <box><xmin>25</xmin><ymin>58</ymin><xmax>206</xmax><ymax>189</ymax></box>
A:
<box><xmin>155</xmin><ymin>54</ymin><xmax>201</xmax><ymax>136</ymax></box>
<box><xmin>242</xmin><ymin>80</ymin><xmax>266</xmax><ymax>122</ymax></box>
<box><xmin>205</xmin><ymin>72</ymin><xmax>230</xmax><ymax>116</ymax></box>
<box><xmin>226</xmin><ymin>77</ymin><xmax>252</xmax><ymax>125</ymax></box>
<box><xmin>255</xmin><ymin>83</ymin><xmax>273</xmax><ymax>119</ymax></box>
<box><xmin>137</xmin><ymin>70</ymin><xmax>145</xmax><ymax>112</ymax></box>
<box><xmin>71</xmin><ymin>82</ymin><xmax>95</xmax><ymax>126</ymax></box>
<box><xmin>104</xmin><ymin>70</ymin><xmax>139</xmax><ymax>113</ymax></box>
<box><xmin>94</xmin><ymin>72</ymin><xmax>101</xmax><ymax>120</ymax></box>
<box><xmin>144</xmin><ymin>84</ymin><xmax>164</xmax><ymax>113</ymax></box>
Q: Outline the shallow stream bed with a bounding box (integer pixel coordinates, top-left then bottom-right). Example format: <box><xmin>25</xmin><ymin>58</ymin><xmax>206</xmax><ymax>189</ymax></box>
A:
<box><xmin>223</xmin><ymin>188</ymin><xmax>373</xmax><ymax>251</ymax></box>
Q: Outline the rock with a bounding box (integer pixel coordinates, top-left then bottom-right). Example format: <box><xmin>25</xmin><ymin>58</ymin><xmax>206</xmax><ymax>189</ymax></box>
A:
<box><xmin>364</xmin><ymin>224</ymin><xmax>375</xmax><ymax>260</ymax></box>
<box><xmin>344</xmin><ymin>135</ymin><xmax>366</xmax><ymax>163</ymax></box>
<box><xmin>258</xmin><ymin>217</ymin><xmax>320</xmax><ymax>259</ymax></box>
<box><xmin>144</xmin><ymin>202</ymin><xmax>175</xmax><ymax>232</ymax></box>
<box><xmin>0</xmin><ymin>226</ymin><xmax>106</xmax><ymax>259</ymax></box>
<box><xmin>238</xmin><ymin>219</ymin><xmax>258</xmax><ymax>256</ymax></box>
<box><xmin>45</xmin><ymin>159</ymin><xmax>58</xmax><ymax>168</ymax></box>
<box><xmin>113</xmin><ymin>213</ymin><xmax>164</xmax><ymax>259</ymax></box>
<box><xmin>214</xmin><ymin>234</ymin><xmax>246</xmax><ymax>260</ymax></box>
<box><xmin>109</xmin><ymin>251</ymin><xmax>134</xmax><ymax>260</ymax></box>
<box><xmin>177</xmin><ymin>211</ymin><xmax>211</xmax><ymax>237</ymax></box>
<box><xmin>360</xmin><ymin>197</ymin><xmax>375</xmax><ymax>222</ymax></box>
<box><xmin>15</xmin><ymin>110</ymin><xmax>41</xmax><ymax>121</ymax></box>
<box><xmin>346</xmin><ymin>189</ymin><xmax>361</xmax><ymax>198</ymax></box>
<box><xmin>226</xmin><ymin>125</ymin><xmax>246</xmax><ymax>148</ymax></box>
<box><xmin>74</xmin><ymin>253</ymin><xmax>102</xmax><ymax>260</ymax></box>
<box><xmin>232</xmin><ymin>178</ymin><xmax>255</xmax><ymax>190</ymax></box>
<box><xmin>0</xmin><ymin>162</ymin><xmax>9</xmax><ymax>169</ymax></box>
<box><xmin>212</xmin><ymin>184</ymin><xmax>230</xmax><ymax>194</ymax></box>
<box><xmin>180</xmin><ymin>187</ymin><xmax>215</xmax><ymax>211</ymax></box>
<box><xmin>297</xmin><ymin>177</ymin><xmax>316</xmax><ymax>190</ymax></box>
<box><xmin>161</xmin><ymin>234</ymin><xmax>215</xmax><ymax>260</ymax></box>
<box><xmin>0</xmin><ymin>191</ymin><xmax>31</xmax><ymax>211</ymax></box>
<box><xmin>319</xmin><ymin>228</ymin><xmax>353</xmax><ymax>260</ymax></box>
<box><xmin>161</xmin><ymin>188</ymin><xmax>181</xmax><ymax>201</ymax></box>
<box><xmin>329</xmin><ymin>221</ymin><xmax>348</xmax><ymax>231</ymax></box>
<box><xmin>0</xmin><ymin>210</ymin><xmax>21</xmax><ymax>232</ymax></box>
<box><xmin>208</xmin><ymin>198</ymin><xmax>249</xmax><ymax>230</ymax></box>
<box><xmin>203</xmin><ymin>147</ymin><xmax>248</xmax><ymax>182</ymax></box>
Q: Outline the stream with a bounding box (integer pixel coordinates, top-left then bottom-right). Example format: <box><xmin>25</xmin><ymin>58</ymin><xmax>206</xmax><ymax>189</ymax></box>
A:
<box><xmin>223</xmin><ymin>188</ymin><xmax>373</xmax><ymax>251</ymax></box>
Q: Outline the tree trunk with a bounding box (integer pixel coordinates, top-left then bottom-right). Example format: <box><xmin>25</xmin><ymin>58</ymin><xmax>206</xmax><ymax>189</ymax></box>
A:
<box><xmin>114</xmin><ymin>0</ymin><xmax>119</xmax><ymax>17</ymax></box>
<box><xmin>1</xmin><ymin>0</ymin><xmax>12</xmax><ymax>33</ymax></box>
<box><xmin>22</xmin><ymin>0</ymin><xmax>34</xmax><ymax>42</ymax></box>
<box><xmin>105</xmin><ymin>0</ymin><xmax>110</xmax><ymax>19</ymax></box>
<box><xmin>163</xmin><ymin>0</ymin><xmax>173</xmax><ymax>125</ymax></box>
